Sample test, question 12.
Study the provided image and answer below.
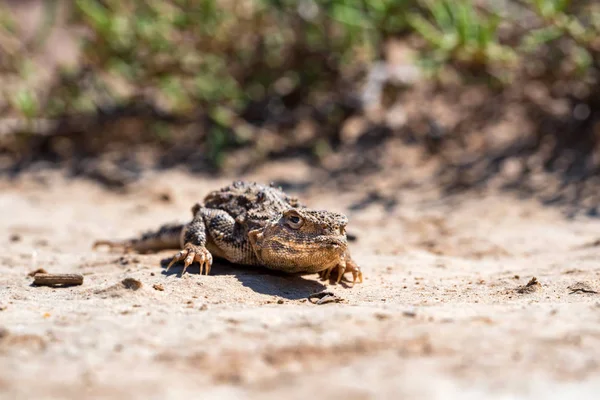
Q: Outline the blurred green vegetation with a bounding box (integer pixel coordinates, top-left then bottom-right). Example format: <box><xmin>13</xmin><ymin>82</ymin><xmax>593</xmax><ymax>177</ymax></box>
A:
<box><xmin>0</xmin><ymin>0</ymin><xmax>599</xmax><ymax>168</ymax></box>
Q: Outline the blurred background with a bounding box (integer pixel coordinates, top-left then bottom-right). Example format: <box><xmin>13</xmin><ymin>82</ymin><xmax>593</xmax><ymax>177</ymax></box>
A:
<box><xmin>0</xmin><ymin>0</ymin><xmax>599</xmax><ymax>214</ymax></box>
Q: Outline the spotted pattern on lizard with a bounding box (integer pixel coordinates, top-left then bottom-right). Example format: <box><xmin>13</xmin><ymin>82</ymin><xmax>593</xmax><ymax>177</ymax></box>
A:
<box><xmin>94</xmin><ymin>181</ymin><xmax>362</xmax><ymax>283</ymax></box>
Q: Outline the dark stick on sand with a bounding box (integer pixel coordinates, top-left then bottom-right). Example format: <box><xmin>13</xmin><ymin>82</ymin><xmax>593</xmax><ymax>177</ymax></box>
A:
<box><xmin>33</xmin><ymin>273</ymin><xmax>84</xmax><ymax>287</ymax></box>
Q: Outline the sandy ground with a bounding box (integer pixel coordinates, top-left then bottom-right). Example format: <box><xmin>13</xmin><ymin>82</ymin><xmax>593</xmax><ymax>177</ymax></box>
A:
<box><xmin>2</xmin><ymin>162</ymin><xmax>600</xmax><ymax>400</ymax></box>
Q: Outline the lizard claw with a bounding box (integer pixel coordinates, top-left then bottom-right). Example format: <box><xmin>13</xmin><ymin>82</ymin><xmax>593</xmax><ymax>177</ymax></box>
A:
<box><xmin>319</xmin><ymin>259</ymin><xmax>363</xmax><ymax>284</ymax></box>
<box><xmin>351</xmin><ymin>266</ymin><xmax>363</xmax><ymax>283</ymax></box>
<box><xmin>344</xmin><ymin>261</ymin><xmax>362</xmax><ymax>284</ymax></box>
<box><xmin>166</xmin><ymin>250</ymin><xmax>185</xmax><ymax>272</ymax></box>
<box><xmin>336</xmin><ymin>261</ymin><xmax>347</xmax><ymax>284</ymax></box>
<box><xmin>318</xmin><ymin>267</ymin><xmax>333</xmax><ymax>281</ymax></box>
<box><xmin>344</xmin><ymin>256</ymin><xmax>363</xmax><ymax>284</ymax></box>
<box><xmin>166</xmin><ymin>245</ymin><xmax>213</xmax><ymax>275</ymax></box>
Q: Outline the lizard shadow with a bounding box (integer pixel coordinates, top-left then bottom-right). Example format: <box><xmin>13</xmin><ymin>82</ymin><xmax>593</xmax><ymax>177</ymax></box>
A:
<box><xmin>160</xmin><ymin>257</ymin><xmax>327</xmax><ymax>299</ymax></box>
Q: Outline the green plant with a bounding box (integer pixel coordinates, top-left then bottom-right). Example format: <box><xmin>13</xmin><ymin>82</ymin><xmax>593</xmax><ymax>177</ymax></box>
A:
<box><xmin>2</xmin><ymin>0</ymin><xmax>600</xmax><ymax>173</ymax></box>
<box><xmin>522</xmin><ymin>0</ymin><xmax>600</xmax><ymax>71</ymax></box>
<box><xmin>12</xmin><ymin>89</ymin><xmax>38</xmax><ymax>119</ymax></box>
<box><xmin>407</xmin><ymin>0</ymin><xmax>516</xmax><ymax>73</ymax></box>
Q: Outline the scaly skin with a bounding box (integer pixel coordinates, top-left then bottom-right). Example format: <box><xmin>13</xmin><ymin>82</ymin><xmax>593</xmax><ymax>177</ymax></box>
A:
<box><xmin>94</xmin><ymin>181</ymin><xmax>363</xmax><ymax>283</ymax></box>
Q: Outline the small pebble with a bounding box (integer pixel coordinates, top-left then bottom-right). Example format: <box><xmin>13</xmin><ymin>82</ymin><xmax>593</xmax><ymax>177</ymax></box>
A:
<box><xmin>158</xmin><ymin>192</ymin><xmax>172</xmax><ymax>202</ymax></box>
<box><xmin>34</xmin><ymin>239</ymin><xmax>49</xmax><ymax>247</ymax></box>
<box><xmin>308</xmin><ymin>291</ymin><xmax>343</xmax><ymax>305</ymax></box>
<box><xmin>121</xmin><ymin>278</ymin><xmax>142</xmax><ymax>290</ymax></box>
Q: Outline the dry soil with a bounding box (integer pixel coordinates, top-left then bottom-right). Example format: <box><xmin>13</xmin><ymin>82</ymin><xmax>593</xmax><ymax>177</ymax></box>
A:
<box><xmin>2</xmin><ymin>162</ymin><xmax>600</xmax><ymax>399</ymax></box>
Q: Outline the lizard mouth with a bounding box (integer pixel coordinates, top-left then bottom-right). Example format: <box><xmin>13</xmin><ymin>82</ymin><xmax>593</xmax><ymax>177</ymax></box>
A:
<box><xmin>317</xmin><ymin>235</ymin><xmax>347</xmax><ymax>250</ymax></box>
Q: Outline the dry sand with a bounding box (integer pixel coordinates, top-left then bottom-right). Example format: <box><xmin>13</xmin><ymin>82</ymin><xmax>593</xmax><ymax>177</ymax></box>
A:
<box><xmin>2</xmin><ymin>163</ymin><xmax>600</xmax><ymax>399</ymax></box>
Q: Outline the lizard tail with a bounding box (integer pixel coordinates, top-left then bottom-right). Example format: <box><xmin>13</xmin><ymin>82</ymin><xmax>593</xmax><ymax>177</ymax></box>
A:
<box><xmin>93</xmin><ymin>223</ymin><xmax>185</xmax><ymax>253</ymax></box>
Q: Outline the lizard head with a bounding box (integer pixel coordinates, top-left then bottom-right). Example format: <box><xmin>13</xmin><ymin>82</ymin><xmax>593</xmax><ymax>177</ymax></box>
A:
<box><xmin>248</xmin><ymin>208</ymin><xmax>349</xmax><ymax>273</ymax></box>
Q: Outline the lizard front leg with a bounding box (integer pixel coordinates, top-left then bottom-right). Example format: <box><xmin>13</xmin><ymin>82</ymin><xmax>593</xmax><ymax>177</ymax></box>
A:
<box><xmin>342</xmin><ymin>252</ymin><xmax>363</xmax><ymax>283</ymax></box>
<box><xmin>166</xmin><ymin>204</ymin><xmax>213</xmax><ymax>275</ymax></box>
<box><xmin>319</xmin><ymin>251</ymin><xmax>363</xmax><ymax>284</ymax></box>
<box><xmin>201</xmin><ymin>208</ymin><xmax>256</xmax><ymax>266</ymax></box>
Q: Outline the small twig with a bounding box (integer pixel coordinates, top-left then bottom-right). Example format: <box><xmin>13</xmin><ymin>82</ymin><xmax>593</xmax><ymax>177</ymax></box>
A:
<box><xmin>515</xmin><ymin>276</ymin><xmax>541</xmax><ymax>294</ymax></box>
<box><xmin>568</xmin><ymin>282</ymin><xmax>598</xmax><ymax>294</ymax></box>
<box><xmin>33</xmin><ymin>273</ymin><xmax>84</xmax><ymax>287</ymax></box>
<box><xmin>569</xmin><ymin>288</ymin><xmax>598</xmax><ymax>294</ymax></box>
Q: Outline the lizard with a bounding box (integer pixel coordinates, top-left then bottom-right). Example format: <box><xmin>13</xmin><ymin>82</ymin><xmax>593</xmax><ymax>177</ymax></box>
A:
<box><xmin>93</xmin><ymin>181</ymin><xmax>363</xmax><ymax>283</ymax></box>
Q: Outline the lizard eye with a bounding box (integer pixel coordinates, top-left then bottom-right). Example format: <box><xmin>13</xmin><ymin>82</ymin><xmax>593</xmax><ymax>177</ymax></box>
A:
<box><xmin>286</xmin><ymin>214</ymin><xmax>303</xmax><ymax>229</ymax></box>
